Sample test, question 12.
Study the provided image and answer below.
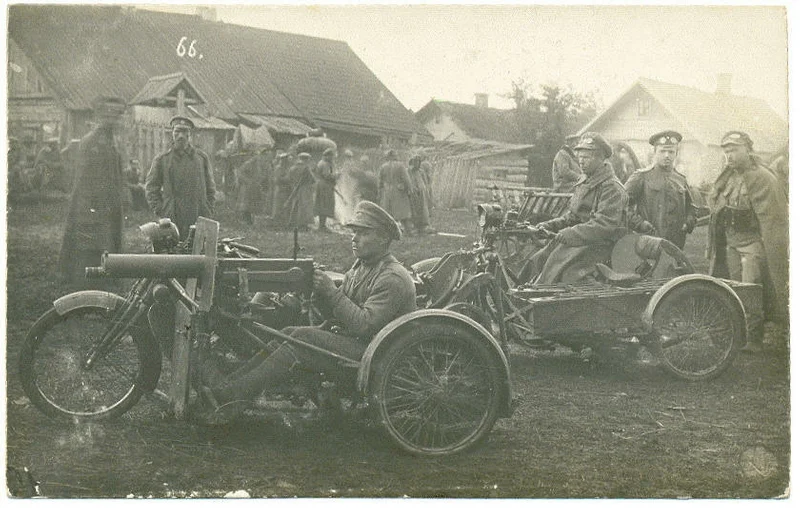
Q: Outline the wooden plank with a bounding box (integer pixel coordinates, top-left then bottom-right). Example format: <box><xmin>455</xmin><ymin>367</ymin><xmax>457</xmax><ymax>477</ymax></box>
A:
<box><xmin>169</xmin><ymin>301</ymin><xmax>192</xmax><ymax>420</ymax></box>
<box><xmin>169</xmin><ymin>217</ymin><xmax>219</xmax><ymax>419</ymax></box>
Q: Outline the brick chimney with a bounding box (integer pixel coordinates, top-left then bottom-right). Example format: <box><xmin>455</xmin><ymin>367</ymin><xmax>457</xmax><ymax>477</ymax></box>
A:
<box><xmin>715</xmin><ymin>73</ymin><xmax>732</xmax><ymax>96</ymax></box>
<box><xmin>474</xmin><ymin>93</ymin><xmax>489</xmax><ymax>108</ymax></box>
<box><xmin>196</xmin><ymin>7</ymin><xmax>217</xmax><ymax>22</ymax></box>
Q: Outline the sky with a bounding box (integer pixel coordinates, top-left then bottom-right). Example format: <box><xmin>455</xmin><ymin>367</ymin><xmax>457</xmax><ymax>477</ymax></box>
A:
<box><xmin>140</xmin><ymin>1</ymin><xmax>790</xmax><ymax>118</ymax></box>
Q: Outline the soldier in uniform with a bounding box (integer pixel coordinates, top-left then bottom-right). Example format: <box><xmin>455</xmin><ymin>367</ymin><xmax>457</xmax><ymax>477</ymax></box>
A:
<box><xmin>285</xmin><ymin>152</ymin><xmax>315</xmax><ymax>230</ymax></box>
<box><xmin>58</xmin><ymin>96</ymin><xmax>126</xmax><ymax>285</ymax></box>
<box><xmin>145</xmin><ymin>116</ymin><xmax>216</xmax><ymax>240</ymax></box>
<box><xmin>408</xmin><ymin>155</ymin><xmax>435</xmax><ymax>235</ymax></box>
<box><xmin>270</xmin><ymin>152</ymin><xmax>292</xmax><ymax>228</ymax></box>
<box><xmin>313</xmin><ymin>147</ymin><xmax>338</xmax><ymax>232</ymax></box>
<box><xmin>520</xmin><ymin>132</ymin><xmax>628</xmax><ymax>284</ymax></box>
<box><xmin>707</xmin><ymin>131</ymin><xmax>788</xmax><ymax>352</ymax></box>
<box><xmin>551</xmin><ymin>134</ymin><xmax>582</xmax><ymax>192</ymax></box>
<box><xmin>235</xmin><ymin>148</ymin><xmax>269</xmax><ymax>225</ymax></box>
<box><xmin>197</xmin><ymin>201</ymin><xmax>416</xmax><ymax>422</ymax></box>
<box><xmin>625</xmin><ymin>130</ymin><xmax>696</xmax><ymax>249</ymax></box>
<box><xmin>378</xmin><ymin>149</ymin><xmax>413</xmax><ymax>234</ymax></box>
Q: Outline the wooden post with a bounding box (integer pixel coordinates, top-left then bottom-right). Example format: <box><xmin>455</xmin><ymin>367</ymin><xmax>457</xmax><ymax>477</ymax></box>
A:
<box><xmin>168</xmin><ymin>217</ymin><xmax>219</xmax><ymax>419</ymax></box>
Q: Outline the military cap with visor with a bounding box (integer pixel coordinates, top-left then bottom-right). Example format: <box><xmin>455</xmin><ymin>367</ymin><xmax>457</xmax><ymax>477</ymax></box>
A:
<box><xmin>573</xmin><ymin>132</ymin><xmax>613</xmax><ymax>159</ymax></box>
<box><xmin>720</xmin><ymin>131</ymin><xmax>753</xmax><ymax>149</ymax></box>
<box><xmin>345</xmin><ymin>201</ymin><xmax>402</xmax><ymax>241</ymax></box>
<box><xmin>170</xmin><ymin>116</ymin><xmax>195</xmax><ymax>130</ymax></box>
<box><xmin>649</xmin><ymin>130</ymin><xmax>683</xmax><ymax>147</ymax></box>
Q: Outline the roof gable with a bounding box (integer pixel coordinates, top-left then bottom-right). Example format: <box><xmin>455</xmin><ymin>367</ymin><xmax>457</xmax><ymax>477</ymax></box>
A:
<box><xmin>8</xmin><ymin>5</ymin><xmax>421</xmax><ymax>136</ymax></box>
<box><xmin>417</xmin><ymin>100</ymin><xmax>526</xmax><ymax>144</ymax></box>
<box><xmin>130</xmin><ymin>72</ymin><xmax>207</xmax><ymax>108</ymax></box>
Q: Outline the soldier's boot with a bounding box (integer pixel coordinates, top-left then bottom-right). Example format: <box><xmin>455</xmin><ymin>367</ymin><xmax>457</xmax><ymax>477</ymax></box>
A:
<box><xmin>196</xmin><ymin>342</ymin><xmax>299</xmax><ymax>424</ymax></box>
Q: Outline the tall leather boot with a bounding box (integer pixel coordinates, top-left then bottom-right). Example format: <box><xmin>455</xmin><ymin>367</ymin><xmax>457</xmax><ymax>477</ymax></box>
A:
<box><xmin>211</xmin><ymin>342</ymin><xmax>300</xmax><ymax>404</ymax></box>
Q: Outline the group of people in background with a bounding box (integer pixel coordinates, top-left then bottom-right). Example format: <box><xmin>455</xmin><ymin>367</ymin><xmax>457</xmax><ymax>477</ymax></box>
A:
<box><xmin>543</xmin><ymin>129</ymin><xmax>788</xmax><ymax>352</ymax></box>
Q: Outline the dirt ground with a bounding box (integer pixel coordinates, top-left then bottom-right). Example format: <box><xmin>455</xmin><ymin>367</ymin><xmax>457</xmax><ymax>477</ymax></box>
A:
<box><xmin>4</xmin><ymin>192</ymin><xmax>790</xmax><ymax>499</ymax></box>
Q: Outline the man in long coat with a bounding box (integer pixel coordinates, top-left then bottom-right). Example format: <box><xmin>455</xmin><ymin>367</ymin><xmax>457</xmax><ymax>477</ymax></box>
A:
<box><xmin>145</xmin><ymin>116</ymin><xmax>216</xmax><ymax>240</ymax></box>
<box><xmin>706</xmin><ymin>131</ymin><xmax>788</xmax><ymax>352</ymax></box>
<box><xmin>378</xmin><ymin>149</ymin><xmax>413</xmax><ymax>233</ymax></box>
<box><xmin>626</xmin><ymin>130</ymin><xmax>696</xmax><ymax>249</ymax></box>
<box><xmin>551</xmin><ymin>134</ymin><xmax>582</xmax><ymax>192</ymax></box>
<box><xmin>271</xmin><ymin>153</ymin><xmax>292</xmax><ymax>228</ymax></box>
<box><xmin>286</xmin><ymin>152</ymin><xmax>315</xmax><ymax>230</ymax></box>
<box><xmin>521</xmin><ymin>133</ymin><xmax>628</xmax><ymax>284</ymax></box>
<box><xmin>58</xmin><ymin>96</ymin><xmax>126</xmax><ymax>284</ymax></box>
<box><xmin>313</xmin><ymin>147</ymin><xmax>338</xmax><ymax>231</ymax></box>
<box><xmin>408</xmin><ymin>155</ymin><xmax>434</xmax><ymax>235</ymax></box>
<box><xmin>235</xmin><ymin>148</ymin><xmax>269</xmax><ymax>225</ymax></box>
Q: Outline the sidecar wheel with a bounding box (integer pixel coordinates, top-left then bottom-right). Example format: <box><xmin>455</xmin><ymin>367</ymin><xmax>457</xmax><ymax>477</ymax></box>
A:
<box><xmin>650</xmin><ymin>281</ymin><xmax>744</xmax><ymax>381</ymax></box>
<box><xmin>18</xmin><ymin>305</ymin><xmax>162</xmax><ymax>421</ymax></box>
<box><xmin>370</xmin><ymin>323</ymin><xmax>503</xmax><ymax>456</ymax></box>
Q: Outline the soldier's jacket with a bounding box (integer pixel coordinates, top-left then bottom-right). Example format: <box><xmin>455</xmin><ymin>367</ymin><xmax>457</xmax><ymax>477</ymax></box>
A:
<box><xmin>625</xmin><ymin>164</ymin><xmax>695</xmax><ymax>248</ymax></box>
<box><xmin>541</xmin><ymin>161</ymin><xmax>627</xmax><ymax>245</ymax></box>
<box><xmin>707</xmin><ymin>161</ymin><xmax>788</xmax><ymax>321</ymax></box>
<box><xmin>378</xmin><ymin>161</ymin><xmax>413</xmax><ymax>221</ymax></box>
<box><xmin>313</xmin><ymin>159</ymin><xmax>337</xmax><ymax>217</ymax></box>
<box><xmin>145</xmin><ymin>144</ymin><xmax>215</xmax><ymax>239</ymax></box>
<box><xmin>324</xmin><ymin>253</ymin><xmax>416</xmax><ymax>339</ymax></box>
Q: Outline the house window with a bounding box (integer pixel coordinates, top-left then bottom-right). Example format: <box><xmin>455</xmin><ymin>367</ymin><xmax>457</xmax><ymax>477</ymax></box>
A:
<box><xmin>637</xmin><ymin>98</ymin><xmax>651</xmax><ymax>117</ymax></box>
<box><xmin>434</xmin><ymin>112</ymin><xmax>441</xmax><ymax>125</ymax></box>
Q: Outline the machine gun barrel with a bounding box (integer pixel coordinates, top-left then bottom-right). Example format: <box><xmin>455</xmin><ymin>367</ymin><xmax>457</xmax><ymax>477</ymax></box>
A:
<box><xmin>86</xmin><ymin>253</ymin><xmax>207</xmax><ymax>279</ymax></box>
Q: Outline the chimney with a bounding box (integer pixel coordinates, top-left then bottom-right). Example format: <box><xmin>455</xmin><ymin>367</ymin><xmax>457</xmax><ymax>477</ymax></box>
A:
<box><xmin>715</xmin><ymin>73</ymin><xmax>732</xmax><ymax>96</ymax></box>
<box><xmin>196</xmin><ymin>7</ymin><xmax>217</xmax><ymax>22</ymax></box>
<box><xmin>474</xmin><ymin>93</ymin><xmax>489</xmax><ymax>108</ymax></box>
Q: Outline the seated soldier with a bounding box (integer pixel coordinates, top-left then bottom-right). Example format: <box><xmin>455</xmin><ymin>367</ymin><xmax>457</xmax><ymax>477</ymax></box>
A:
<box><xmin>519</xmin><ymin>132</ymin><xmax>628</xmax><ymax>284</ymax></box>
<box><xmin>198</xmin><ymin>201</ymin><xmax>416</xmax><ymax>422</ymax></box>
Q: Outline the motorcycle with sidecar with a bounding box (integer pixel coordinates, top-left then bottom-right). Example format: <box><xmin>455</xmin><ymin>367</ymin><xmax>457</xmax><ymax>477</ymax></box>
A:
<box><xmin>19</xmin><ymin>217</ymin><xmax>513</xmax><ymax>457</ymax></box>
<box><xmin>410</xmin><ymin>201</ymin><xmax>762</xmax><ymax>381</ymax></box>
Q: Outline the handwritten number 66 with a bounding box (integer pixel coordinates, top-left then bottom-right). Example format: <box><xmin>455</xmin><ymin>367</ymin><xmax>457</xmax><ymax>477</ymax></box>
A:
<box><xmin>176</xmin><ymin>37</ymin><xmax>198</xmax><ymax>58</ymax></box>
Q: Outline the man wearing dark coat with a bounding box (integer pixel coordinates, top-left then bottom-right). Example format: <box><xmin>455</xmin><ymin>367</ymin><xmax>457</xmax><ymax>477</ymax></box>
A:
<box><xmin>521</xmin><ymin>132</ymin><xmax>628</xmax><ymax>284</ymax></box>
<box><xmin>408</xmin><ymin>155</ymin><xmax>435</xmax><ymax>235</ymax></box>
<box><xmin>313</xmin><ymin>147</ymin><xmax>338</xmax><ymax>232</ymax></box>
<box><xmin>196</xmin><ymin>201</ymin><xmax>416</xmax><ymax>423</ymax></box>
<box><xmin>706</xmin><ymin>131</ymin><xmax>789</xmax><ymax>352</ymax></box>
<box><xmin>285</xmin><ymin>152</ymin><xmax>315</xmax><ymax>230</ymax></box>
<box><xmin>271</xmin><ymin>152</ymin><xmax>292</xmax><ymax>228</ymax></box>
<box><xmin>235</xmin><ymin>148</ymin><xmax>269</xmax><ymax>225</ymax></box>
<box><xmin>626</xmin><ymin>130</ymin><xmax>696</xmax><ymax>249</ymax></box>
<box><xmin>145</xmin><ymin>116</ymin><xmax>216</xmax><ymax>240</ymax></box>
<box><xmin>58</xmin><ymin>96</ymin><xmax>126</xmax><ymax>284</ymax></box>
<box><xmin>378</xmin><ymin>149</ymin><xmax>413</xmax><ymax>234</ymax></box>
<box><xmin>551</xmin><ymin>134</ymin><xmax>582</xmax><ymax>192</ymax></box>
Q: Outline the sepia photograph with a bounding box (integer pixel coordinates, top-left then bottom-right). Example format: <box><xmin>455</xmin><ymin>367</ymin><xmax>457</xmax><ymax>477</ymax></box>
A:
<box><xmin>3</xmin><ymin>0</ymin><xmax>792</xmax><ymax>500</ymax></box>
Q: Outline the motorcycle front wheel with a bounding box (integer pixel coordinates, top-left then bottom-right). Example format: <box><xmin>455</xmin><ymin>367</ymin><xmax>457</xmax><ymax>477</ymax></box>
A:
<box><xmin>18</xmin><ymin>305</ymin><xmax>162</xmax><ymax>421</ymax></box>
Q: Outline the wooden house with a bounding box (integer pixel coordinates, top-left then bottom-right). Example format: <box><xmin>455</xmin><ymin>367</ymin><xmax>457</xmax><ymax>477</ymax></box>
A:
<box><xmin>7</xmin><ymin>5</ymin><xmax>431</xmax><ymax>169</ymax></box>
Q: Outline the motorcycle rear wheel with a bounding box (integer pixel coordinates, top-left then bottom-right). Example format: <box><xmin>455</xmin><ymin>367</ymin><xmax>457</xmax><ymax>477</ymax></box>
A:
<box><xmin>19</xmin><ymin>305</ymin><xmax>162</xmax><ymax>421</ymax></box>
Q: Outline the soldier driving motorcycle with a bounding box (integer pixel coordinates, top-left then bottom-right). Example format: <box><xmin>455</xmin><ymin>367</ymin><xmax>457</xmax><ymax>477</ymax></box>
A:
<box><xmin>196</xmin><ymin>201</ymin><xmax>416</xmax><ymax>424</ymax></box>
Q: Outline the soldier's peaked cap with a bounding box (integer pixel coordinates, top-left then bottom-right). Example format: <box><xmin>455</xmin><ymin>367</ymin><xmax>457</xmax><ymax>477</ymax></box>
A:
<box><xmin>574</xmin><ymin>132</ymin><xmax>613</xmax><ymax>158</ymax></box>
<box><xmin>649</xmin><ymin>130</ymin><xmax>683</xmax><ymax>147</ymax></box>
<box><xmin>720</xmin><ymin>131</ymin><xmax>753</xmax><ymax>149</ymax></box>
<box><xmin>170</xmin><ymin>116</ymin><xmax>195</xmax><ymax>130</ymax></box>
<box><xmin>345</xmin><ymin>201</ymin><xmax>402</xmax><ymax>241</ymax></box>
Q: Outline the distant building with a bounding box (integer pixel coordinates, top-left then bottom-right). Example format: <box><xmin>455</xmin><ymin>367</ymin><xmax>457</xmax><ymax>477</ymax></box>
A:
<box><xmin>579</xmin><ymin>75</ymin><xmax>788</xmax><ymax>185</ymax></box>
<box><xmin>7</xmin><ymin>4</ymin><xmax>431</xmax><ymax>167</ymax></box>
<box><xmin>415</xmin><ymin>94</ymin><xmax>526</xmax><ymax>144</ymax></box>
